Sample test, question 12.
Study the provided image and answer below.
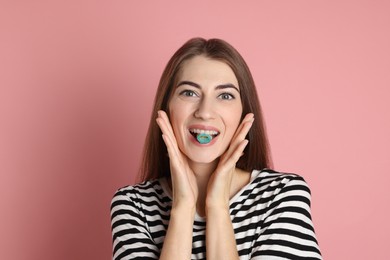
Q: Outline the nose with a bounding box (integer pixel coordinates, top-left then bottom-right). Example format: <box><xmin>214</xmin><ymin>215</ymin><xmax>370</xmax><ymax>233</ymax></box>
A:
<box><xmin>194</xmin><ymin>97</ymin><xmax>215</xmax><ymax>120</ymax></box>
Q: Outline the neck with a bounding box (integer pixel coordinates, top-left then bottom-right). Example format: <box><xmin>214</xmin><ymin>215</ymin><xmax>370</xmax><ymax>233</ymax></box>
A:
<box><xmin>189</xmin><ymin>159</ymin><xmax>218</xmax><ymax>179</ymax></box>
<box><xmin>166</xmin><ymin>160</ymin><xmax>250</xmax><ymax>218</ymax></box>
<box><xmin>187</xmin><ymin>159</ymin><xmax>219</xmax><ymax>217</ymax></box>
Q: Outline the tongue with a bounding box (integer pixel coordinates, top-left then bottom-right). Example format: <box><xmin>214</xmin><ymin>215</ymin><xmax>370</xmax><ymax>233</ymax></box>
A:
<box><xmin>196</xmin><ymin>133</ymin><xmax>212</xmax><ymax>144</ymax></box>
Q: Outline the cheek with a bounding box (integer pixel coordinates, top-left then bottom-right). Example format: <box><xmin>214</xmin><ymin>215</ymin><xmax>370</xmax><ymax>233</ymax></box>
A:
<box><xmin>228</xmin><ymin>119</ymin><xmax>241</xmax><ymax>137</ymax></box>
<box><xmin>226</xmin><ymin>106</ymin><xmax>243</xmax><ymax>133</ymax></box>
<box><xmin>222</xmin><ymin>118</ymin><xmax>241</xmax><ymax>145</ymax></box>
<box><xmin>168</xmin><ymin>105</ymin><xmax>186</xmax><ymax>140</ymax></box>
<box><xmin>168</xmin><ymin>99</ymin><xmax>194</xmax><ymax>129</ymax></box>
<box><xmin>168</xmin><ymin>101</ymin><xmax>179</xmax><ymax>127</ymax></box>
<box><xmin>168</xmin><ymin>113</ymin><xmax>180</xmax><ymax>135</ymax></box>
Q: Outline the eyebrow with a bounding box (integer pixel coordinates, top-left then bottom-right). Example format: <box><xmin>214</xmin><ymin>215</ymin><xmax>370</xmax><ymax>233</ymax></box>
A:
<box><xmin>176</xmin><ymin>80</ymin><xmax>240</xmax><ymax>93</ymax></box>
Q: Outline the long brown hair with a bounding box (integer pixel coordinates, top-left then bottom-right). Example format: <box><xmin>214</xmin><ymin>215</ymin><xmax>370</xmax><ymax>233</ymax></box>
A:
<box><xmin>139</xmin><ymin>37</ymin><xmax>272</xmax><ymax>181</ymax></box>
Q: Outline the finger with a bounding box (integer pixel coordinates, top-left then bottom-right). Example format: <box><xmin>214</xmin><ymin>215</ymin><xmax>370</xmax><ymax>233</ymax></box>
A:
<box><xmin>161</xmin><ymin>134</ymin><xmax>180</xmax><ymax>161</ymax></box>
<box><xmin>217</xmin><ymin>139</ymin><xmax>249</xmax><ymax>175</ymax></box>
<box><xmin>235</xmin><ymin>115</ymin><xmax>254</xmax><ymax>141</ymax></box>
<box><xmin>230</xmin><ymin>139</ymin><xmax>249</xmax><ymax>163</ymax></box>
<box><xmin>158</xmin><ymin>110</ymin><xmax>175</xmax><ymax>137</ymax></box>
<box><xmin>156</xmin><ymin>113</ymin><xmax>183</xmax><ymax>163</ymax></box>
<box><xmin>231</xmin><ymin>113</ymin><xmax>254</xmax><ymax>141</ymax></box>
<box><xmin>156</xmin><ymin>110</ymin><xmax>178</xmax><ymax>147</ymax></box>
<box><xmin>228</xmin><ymin>114</ymin><xmax>254</xmax><ymax>155</ymax></box>
<box><xmin>156</xmin><ymin>111</ymin><xmax>172</xmax><ymax>136</ymax></box>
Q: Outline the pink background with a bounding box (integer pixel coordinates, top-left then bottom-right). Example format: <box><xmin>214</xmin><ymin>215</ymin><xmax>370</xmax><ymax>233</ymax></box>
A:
<box><xmin>1</xmin><ymin>1</ymin><xmax>389</xmax><ymax>259</ymax></box>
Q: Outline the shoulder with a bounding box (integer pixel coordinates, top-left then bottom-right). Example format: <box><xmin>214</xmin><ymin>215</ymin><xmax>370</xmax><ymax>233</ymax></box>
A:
<box><xmin>254</xmin><ymin>168</ymin><xmax>307</xmax><ymax>181</ymax></box>
<box><xmin>251</xmin><ymin>168</ymin><xmax>312</xmax><ymax>203</ymax></box>
<box><xmin>249</xmin><ymin>170</ymin><xmax>322</xmax><ymax>259</ymax></box>
<box><xmin>253</xmin><ymin>168</ymin><xmax>310</xmax><ymax>189</ymax></box>
<box><xmin>111</xmin><ymin>179</ymin><xmax>171</xmax><ymax>213</ymax></box>
<box><xmin>112</xmin><ymin>179</ymin><xmax>164</xmax><ymax>198</ymax></box>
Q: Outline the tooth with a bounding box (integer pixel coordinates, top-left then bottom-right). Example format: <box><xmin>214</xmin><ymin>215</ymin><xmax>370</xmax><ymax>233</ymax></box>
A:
<box><xmin>190</xmin><ymin>129</ymin><xmax>219</xmax><ymax>136</ymax></box>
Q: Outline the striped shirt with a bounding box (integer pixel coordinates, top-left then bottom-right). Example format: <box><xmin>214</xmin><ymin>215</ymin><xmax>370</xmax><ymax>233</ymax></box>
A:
<box><xmin>110</xmin><ymin>169</ymin><xmax>322</xmax><ymax>259</ymax></box>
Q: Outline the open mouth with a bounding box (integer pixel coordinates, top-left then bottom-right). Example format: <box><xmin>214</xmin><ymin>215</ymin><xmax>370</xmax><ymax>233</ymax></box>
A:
<box><xmin>189</xmin><ymin>129</ymin><xmax>220</xmax><ymax>144</ymax></box>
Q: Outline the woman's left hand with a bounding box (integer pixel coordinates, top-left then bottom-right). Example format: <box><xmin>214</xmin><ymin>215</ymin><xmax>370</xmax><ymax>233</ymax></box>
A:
<box><xmin>205</xmin><ymin>113</ymin><xmax>254</xmax><ymax>212</ymax></box>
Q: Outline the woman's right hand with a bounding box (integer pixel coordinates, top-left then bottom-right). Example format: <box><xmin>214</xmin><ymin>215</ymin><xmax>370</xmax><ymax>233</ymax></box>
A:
<box><xmin>156</xmin><ymin>110</ymin><xmax>198</xmax><ymax>212</ymax></box>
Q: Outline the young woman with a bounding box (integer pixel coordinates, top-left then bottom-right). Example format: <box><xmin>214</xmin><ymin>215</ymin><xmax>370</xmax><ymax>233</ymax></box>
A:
<box><xmin>111</xmin><ymin>38</ymin><xmax>322</xmax><ymax>260</ymax></box>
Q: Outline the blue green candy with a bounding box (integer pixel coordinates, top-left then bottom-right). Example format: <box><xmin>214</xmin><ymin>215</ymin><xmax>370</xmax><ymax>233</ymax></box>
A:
<box><xmin>196</xmin><ymin>133</ymin><xmax>212</xmax><ymax>144</ymax></box>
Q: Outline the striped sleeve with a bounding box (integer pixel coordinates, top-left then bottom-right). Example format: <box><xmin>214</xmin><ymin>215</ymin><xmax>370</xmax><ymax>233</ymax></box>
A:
<box><xmin>110</xmin><ymin>187</ymin><xmax>159</xmax><ymax>260</ymax></box>
<box><xmin>251</xmin><ymin>176</ymin><xmax>322</xmax><ymax>260</ymax></box>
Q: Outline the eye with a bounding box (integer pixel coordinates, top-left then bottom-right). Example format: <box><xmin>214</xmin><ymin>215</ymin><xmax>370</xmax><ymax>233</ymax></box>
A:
<box><xmin>179</xmin><ymin>89</ymin><xmax>199</xmax><ymax>97</ymax></box>
<box><xmin>218</xmin><ymin>93</ymin><xmax>235</xmax><ymax>100</ymax></box>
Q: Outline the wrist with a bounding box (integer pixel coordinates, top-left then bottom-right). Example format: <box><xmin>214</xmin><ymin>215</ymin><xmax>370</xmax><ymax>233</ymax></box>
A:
<box><xmin>171</xmin><ymin>204</ymin><xmax>196</xmax><ymax>219</ymax></box>
<box><xmin>205</xmin><ymin>197</ymin><xmax>229</xmax><ymax>211</ymax></box>
<box><xmin>205</xmin><ymin>203</ymin><xmax>230</xmax><ymax>217</ymax></box>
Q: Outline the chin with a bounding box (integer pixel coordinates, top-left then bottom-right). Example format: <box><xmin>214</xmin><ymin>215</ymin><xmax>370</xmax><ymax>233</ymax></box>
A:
<box><xmin>185</xmin><ymin>151</ymin><xmax>221</xmax><ymax>165</ymax></box>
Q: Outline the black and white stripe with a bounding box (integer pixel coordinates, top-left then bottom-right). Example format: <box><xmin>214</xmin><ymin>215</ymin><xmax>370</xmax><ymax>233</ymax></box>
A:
<box><xmin>111</xmin><ymin>169</ymin><xmax>322</xmax><ymax>260</ymax></box>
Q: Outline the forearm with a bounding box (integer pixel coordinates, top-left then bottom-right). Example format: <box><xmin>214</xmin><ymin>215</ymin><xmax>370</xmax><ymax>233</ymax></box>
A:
<box><xmin>160</xmin><ymin>207</ymin><xmax>195</xmax><ymax>260</ymax></box>
<box><xmin>206</xmin><ymin>207</ymin><xmax>239</xmax><ymax>260</ymax></box>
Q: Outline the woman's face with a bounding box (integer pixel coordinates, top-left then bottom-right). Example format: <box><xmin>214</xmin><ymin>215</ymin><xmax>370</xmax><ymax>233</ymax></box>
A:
<box><xmin>168</xmin><ymin>55</ymin><xmax>243</xmax><ymax>164</ymax></box>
